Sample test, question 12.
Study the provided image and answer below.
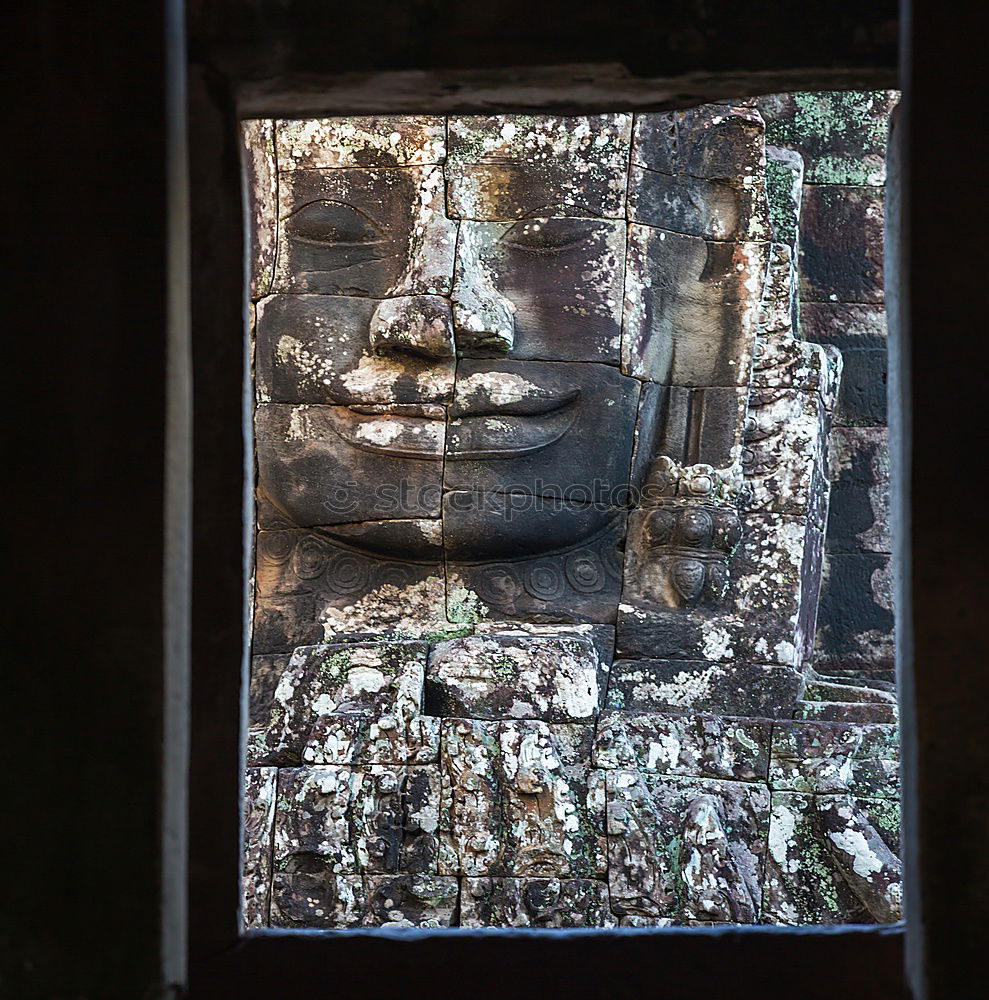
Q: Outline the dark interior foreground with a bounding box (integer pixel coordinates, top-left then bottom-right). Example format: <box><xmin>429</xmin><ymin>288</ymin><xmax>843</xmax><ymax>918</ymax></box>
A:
<box><xmin>3</xmin><ymin>2</ymin><xmax>987</xmax><ymax>998</ymax></box>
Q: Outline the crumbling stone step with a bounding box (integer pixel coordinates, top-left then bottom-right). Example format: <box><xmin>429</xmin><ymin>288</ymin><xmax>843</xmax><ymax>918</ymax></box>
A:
<box><xmin>794</xmin><ymin>700</ymin><xmax>898</xmax><ymax>724</ymax></box>
<box><xmin>803</xmin><ymin>679</ymin><xmax>897</xmax><ymax>705</ymax></box>
<box><xmin>813</xmin><ymin>667</ymin><xmax>897</xmax><ymax>690</ymax></box>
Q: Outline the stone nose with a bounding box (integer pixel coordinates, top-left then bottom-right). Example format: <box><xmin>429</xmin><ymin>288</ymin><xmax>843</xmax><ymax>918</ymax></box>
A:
<box><xmin>368</xmin><ymin>294</ymin><xmax>455</xmax><ymax>359</ymax></box>
<box><xmin>450</xmin><ymin>240</ymin><xmax>516</xmax><ymax>354</ymax></box>
<box><xmin>451</xmin><ymin>289</ymin><xmax>515</xmax><ymax>354</ymax></box>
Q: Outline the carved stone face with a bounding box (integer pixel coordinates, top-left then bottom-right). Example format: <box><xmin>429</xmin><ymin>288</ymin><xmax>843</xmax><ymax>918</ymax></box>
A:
<box><xmin>247</xmin><ymin>109</ymin><xmax>774</xmax><ymax>641</ymax></box>
<box><xmin>243</xmin><ymin>101</ymin><xmax>884</xmax><ymax>935</ymax></box>
<box><xmin>256</xmin><ymin>115</ymin><xmax>641</xmax><ymax>564</ymax></box>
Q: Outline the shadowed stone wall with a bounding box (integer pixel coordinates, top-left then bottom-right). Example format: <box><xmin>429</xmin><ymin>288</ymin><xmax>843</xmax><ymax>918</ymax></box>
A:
<box><xmin>759</xmin><ymin>91</ymin><xmax>897</xmax><ymax>678</ymax></box>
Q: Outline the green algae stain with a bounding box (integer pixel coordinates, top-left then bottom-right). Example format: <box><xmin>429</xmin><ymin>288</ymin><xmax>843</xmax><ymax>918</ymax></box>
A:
<box><xmin>762</xmin><ymin>91</ymin><xmax>898</xmax><ymax>186</ymax></box>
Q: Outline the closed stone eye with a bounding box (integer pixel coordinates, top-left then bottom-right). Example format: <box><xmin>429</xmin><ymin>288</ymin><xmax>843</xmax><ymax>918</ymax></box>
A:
<box><xmin>284</xmin><ymin>199</ymin><xmax>388</xmax><ymax>246</ymax></box>
<box><xmin>500</xmin><ymin>216</ymin><xmax>600</xmax><ymax>253</ymax></box>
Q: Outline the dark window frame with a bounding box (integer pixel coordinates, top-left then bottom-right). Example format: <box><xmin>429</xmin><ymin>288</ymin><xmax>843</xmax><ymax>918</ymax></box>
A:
<box><xmin>182</xmin><ymin>11</ymin><xmax>927</xmax><ymax>999</ymax></box>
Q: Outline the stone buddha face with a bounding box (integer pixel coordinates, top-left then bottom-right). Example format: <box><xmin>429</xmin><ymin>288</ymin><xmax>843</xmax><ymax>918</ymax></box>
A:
<box><xmin>248</xmin><ymin>110</ymin><xmax>767</xmax><ymax>641</ymax></box>
<box><xmin>255</xmin><ymin>115</ymin><xmax>639</xmax><ymax>567</ymax></box>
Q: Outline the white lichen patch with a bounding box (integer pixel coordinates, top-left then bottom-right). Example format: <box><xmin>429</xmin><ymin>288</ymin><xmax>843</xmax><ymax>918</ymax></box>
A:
<box><xmin>275</xmin><ymin>116</ymin><xmax>447</xmax><ymax>170</ymax></box>
<box><xmin>700</xmin><ymin>625</ymin><xmax>735</xmax><ymax>662</ymax></box>
<box><xmin>445</xmin><ymin>586</ymin><xmax>488</xmax><ymax>625</ymax></box>
<box><xmin>454</xmin><ymin>370</ymin><xmax>550</xmax><ymax>406</ymax></box>
<box><xmin>319</xmin><ymin>575</ymin><xmax>447</xmax><ymax>638</ymax></box>
<box><xmin>447</xmin><ymin>114</ymin><xmax>633</xmax><ymax>220</ymax></box>
<box><xmin>630</xmin><ymin>663</ymin><xmax>725</xmax><ymax>709</ymax></box>
<box><xmin>344</xmin><ymin>414</ymin><xmax>445</xmax><ymax>456</ymax></box>
<box><xmin>768</xmin><ymin>801</ymin><xmax>799</xmax><ymax>873</ymax></box>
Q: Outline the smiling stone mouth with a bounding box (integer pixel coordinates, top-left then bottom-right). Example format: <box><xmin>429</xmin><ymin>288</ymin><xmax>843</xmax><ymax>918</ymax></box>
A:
<box><xmin>333</xmin><ymin>385</ymin><xmax>581</xmax><ymax>462</ymax></box>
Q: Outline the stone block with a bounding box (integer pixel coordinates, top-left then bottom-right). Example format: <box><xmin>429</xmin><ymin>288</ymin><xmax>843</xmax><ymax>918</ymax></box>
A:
<box><xmin>831</xmin><ymin>348</ymin><xmax>888</xmax><ymax>426</ymax></box>
<box><xmin>442</xmin><ymin>490</ymin><xmax>627</xmax><ymax>566</ymax></box>
<box><xmin>593</xmin><ymin>711</ymin><xmax>771</xmax><ymax>782</ymax></box>
<box><xmin>273</xmin><ymin>764</ymin><xmax>441</xmax><ymax>876</ymax></box>
<box><xmin>619</xmin><ymin>916</ymin><xmax>676</xmax><ymax>927</ymax></box>
<box><xmin>765</xmin><ymin>147</ymin><xmax>803</xmax><ymax>251</ymax></box>
<box><xmin>468</xmin><ymin>621</ymin><xmax>616</xmax><ymax>666</ymax></box>
<box><xmin>426</xmin><ymin>634</ymin><xmax>603</xmax><ymax>722</ymax></box>
<box><xmin>274</xmin><ymin>165</ymin><xmax>455</xmax><ymax>296</ymax></box>
<box><xmin>728</xmin><ymin>513</ymin><xmax>820</xmax><ymax>622</ymax></box>
<box><xmin>605</xmin><ymin>658</ymin><xmax>802</xmax><ymax>718</ymax></box>
<box><xmin>799</xmin><ymin>185</ymin><xmax>884</xmax><ymax>304</ymax></box>
<box><xmin>803</xmin><ymin>677</ymin><xmax>897</xmax><ymax>706</ymax></box>
<box><xmin>270</xmin><ymin>872</ymin><xmax>367</xmax><ymax>928</ymax></box>
<box><xmin>255</xmin><ymin>403</ymin><xmax>443</xmax><ymax>527</ymax></box>
<box><xmin>632</xmin><ymin>104</ymin><xmax>766</xmax><ymax>179</ymax></box>
<box><xmin>275</xmin><ymin>116</ymin><xmax>446</xmax><ymax>170</ymax></box>
<box><xmin>616</xmin><ymin>603</ymin><xmax>806</xmax><ymax>669</ymax></box>
<box><xmin>443</xmin><ymin>359</ymin><xmax>639</xmax><ymax>502</ymax></box>
<box><xmin>270</xmin><ymin>871</ymin><xmax>458</xmax><ymax>929</ymax></box>
<box><xmin>254</xmin><ymin>485</ymin><xmax>294</xmax><ymax>530</ymax></box>
<box><xmin>254</xmin><ymin>294</ymin><xmax>455</xmax><ymax>406</ymax></box>
<box><xmin>445</xmin><ymin>513</ymin><xmax>625</xmax><ymax>625</ymax></box>
<box><xmin>755</xmin><ymin>240</ymin><xmax>794</xmax><ymax>337</ymax></box>
<box><xmin>801</xmin><ymin>301</ymin><xmax>887</xmax><ymax>350</ymax></box>
<box><xmin>628</xmin><ymin>166</ymin><xmax>767</xmax><ymax>241</ymax></box>
<box><xmin>460</xmin><ymin>877</ymin><xmax>615</xmax><ymax>928</ymax></box>
<box><xmin>438</xmin><ymin>719</ymin><xmax>605</xmax><ymax>878</ymax></box>
<box><xmin>752</xmin><ymin>262</ymin><xmax>842</xmax><ymax>402</ymax></box>
<box><xmin>794</xmin><ymin>701</ymin><xmax>897</xmax><ymax>725</ymax></box>
<box><xmin>630</xmin><ymin>105</ymin><xmax>769</xmax><ymax>241</ymax></box>
<box><xmin>302</xmin><ymin>713</ymin><xmax>441</xmax><ymax>768</ymax></box>
<box><xmin>446</xmin><ymin>114</ymin><xmax>632</xmax><ymax>220</ymax></box>
<box><xmin>606</xmin><ymin>770</ymin><xmax>769</xmax><ymax>923</ymax></box>
<box><xmin>253</xmin><ymin>528</ymin><xmax>448</xmax><ymax>652</ymax></box>
<box><xmin>827</xmin><ymin>426</ymin><xmax>891</xmax><ymax>552</ymax></box>
<box><xmin>770</xmin><ymin>720</ymin><xmax>898</xmax><ymax>797</ymax></box>
<box><xmin>622</xmin><ymin>501</ymin><xmax>744</xmax><ymax>612</ymax></box>
<box><xmin>318</xmin><ymin>518</ymin><xmax>444</xmax><ymax>561</ymax></box>
<box><xmin>623</xmin><ymin>225</ymin><xmax>767</xmax><ymax>387</ymax></box>
<box><xmin>249</xmin><ymin>653</ymin><xmax>291</xmax><ymax>731</ymax></box>
<box><xmin>631</xmin><ymin>383</ymin><xmax>749</xmax><ymax>482</ymax></box>
<box><xmin>758</xmin><ymin>91</ymin><xmax>898</xmax><ymax>186</ymax></box>
<box><xmin>243</xmin><ymin>767</ymin><xmax>277</xmax><ymax>927</ymax></box>
<box><xmin>363</xmin><ymin>874</ymin><xmax>458</xmax><ymax>927</ymax></box>
<box><xmin>451</xmin><ymin>219</ymin><xmax>625</xmax><ymax>361</ymax></box>
<box><xmin>763</xmin><ymin>791</ymin><xmax>901</xmax><ymax>924</ymax></box>
<box><xmin>742</xmin><ymin>387</ymin><xmax>832</xmax><ymax>524</ymax></box>
<box><xmin>752</xmin><ymin>240</ymin><xmax>843</xmax><ymax>397</ymax></box>
<box><xmin>248</xmin><ymin>641</ymin><xmax>426</xmax><ymax>765</ymax></box>
<box><xmin>716</xmin><ymin>512</ymin><xmax>828</xmax><ymax>672</ymax></box>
